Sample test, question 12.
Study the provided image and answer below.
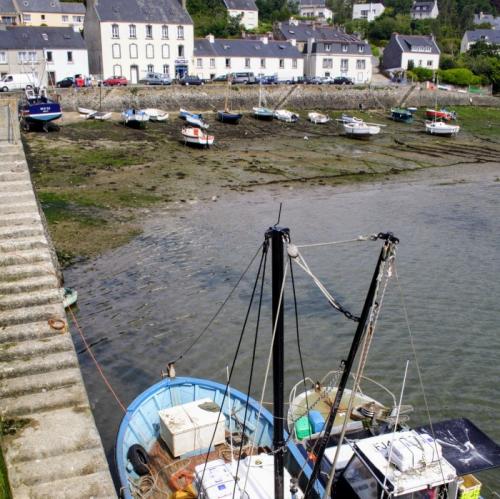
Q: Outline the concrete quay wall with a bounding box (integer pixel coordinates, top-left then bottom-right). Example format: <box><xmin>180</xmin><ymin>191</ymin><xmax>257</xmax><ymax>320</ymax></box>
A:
<box><xmin>57</xmin><ymin>83</ymin><xmax>499</xmax><ymax>113</ymax></box>
<box><xmin>0</xmin><ymin>97</ymin><xmax>116</xmax><ymax>498</ymax></box>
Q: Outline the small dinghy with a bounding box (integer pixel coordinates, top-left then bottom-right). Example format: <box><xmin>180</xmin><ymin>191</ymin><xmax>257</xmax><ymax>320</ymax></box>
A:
<box><xmin>79</xmin><ymin>107</ymin><xmax>111</xmax><ymax>121</ymax></box>
<box><xmin>142</xmin><ymin>108</ymin><xmax>169</xmax><ymax>122</ymax></box>
<box><xmin>343</xmin><ymin>121</ymin><xmax>381</xmax><ymax>137</ymax></box>
<box><xmin>308</xmin><ymin>112</ymin><xmax>330</xmax><ymax>124</ymax></box>
<box><xmin>61</xmin><ymin>287</ymin><xmax>77</xmax><ymax>308</ymax></box>
<box><xmin>122</xmin><ymin>109</ymin><xmax>149</xmax><ymax>127</ymax></box>
<box><xmin>274</xmin><ymin>109</ymin><xmax>299</xmax><ymax>123</ymax></box>
<box><xmin>253</xmin><ymin>106</ymin><xmax>274</xmax><ymax>120</ymax></box>
<box><xmin>425</xmin><ymin>120</ymin><xmax>460</xmax><ymax>136</ymax></box>
<box><xmin>179</xmin><ymin>108</ymin><xmax>208</xmax><ymax>128</ymax></box>
<box><xmin>390</xmin><ymin>107</ymin><xmax>413</xmax><ymax>123</ymax></box>
<box><xmin>338</xmin><ymin>113</ymin><xmax>363</xmax><ymax>124</ymax></box>
<box><xmin>426</xmin><ymin>108</ymin><xmax>457</xmax><ymax>121</ymax></box>
<box><xmin>407</xmin><ymin>106</ymin><xmax>418</xmax><ymax>114</ymax></box>
<box><xmin>181</xmin><ymin>126</ymin><xmax>214</xmax><ymax>147</ymax></box>
<box><xmin>217</xmin><ymin>110</ymin><xmax>242</xmax><ymax>124</ymax></box>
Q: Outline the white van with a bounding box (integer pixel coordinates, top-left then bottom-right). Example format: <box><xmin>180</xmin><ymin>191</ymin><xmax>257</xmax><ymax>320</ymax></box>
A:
<box><xmin>0</xmin><ymin>74</ymin><xmax>40</xmax><ymax>92</ymax></box>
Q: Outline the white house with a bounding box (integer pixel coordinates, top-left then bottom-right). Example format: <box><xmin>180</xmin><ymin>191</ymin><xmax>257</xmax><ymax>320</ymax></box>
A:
<box><xmin>304</xmin><ymin>33</ymin><xmax>372</xmax><ymax>82</ymax></box>
<box><xmin>410</xmin><ymin>0</ymin><xmax>438</xmax><ymax>20</ymax></box>
<box><xmin>473</xmin><ymin>12</ymin><xmax>500</xmax><ymax>30</ymax></box>
<box><xmin>222</xmin><ymin>0</ymin><xmax>258</xmax><ymax>30</ymax></box>
<box><xmin>193</xmin><ymin>35</ymin><xmax>304</xmax><ymax>81</ymax></box>
<box><xmin>461</xmin><ymin>29</ymin><xmax>500</xmax><ymax>53</ymax></box>
<box><xmin>382</xmin><ymin>33</ymin><xmax>440</xmax><ymax>71</ymax></box>
<box><xmin>298</xmin><ymin>0</ymin><xmax>333</xmax><ymax>22</ymax></box>
<box><xmin>0</xmin><ymin>0</ymin><xmax>19</xmax><ymax>25</ymax></box>
<box><xmin>274</xmin><ymin>20</ymin><xmax>344</xmax><ymax>52</ymax></box>
<box><xmin>14</xmin><ymin>0</ymin><xmax>85</xmax><ymax>29</ymax></box>
<box><xmin>352</xmin><ymin>3</ymin><xmax>385</xmax><ymax>22</ymax></box>
<box><xmin>0</xmin><ymin>26</ymin><xmax>88</xmax><ymax>84</ymax></box>
<box><xmin>84</xmin><ymin>0</ymin><xmax>194</xmax><ymax>82</ymax></box>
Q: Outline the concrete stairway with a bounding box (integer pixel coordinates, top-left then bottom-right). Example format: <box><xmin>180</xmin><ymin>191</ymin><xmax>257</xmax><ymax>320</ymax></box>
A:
<box><xmin>0</xmin><ymin>113</ymin><xmax>116</xmax><ymax>497</ymax></box>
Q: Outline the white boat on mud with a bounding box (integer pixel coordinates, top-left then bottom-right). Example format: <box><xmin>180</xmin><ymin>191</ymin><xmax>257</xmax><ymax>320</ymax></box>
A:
<box><xmin>425</xmin><ymin>120</ymin><xmax>460</xmax><ymax>136</ymax></box>
<box><xmin>339</xmin><ymin>113</ymin><xmax>363</xmax><ymax>124</ymax></box>
<box><xmin>308</xmin><ymin>112</ymin><xmax>330</xmax><ymax>124</ymax></box>
<box><xmin>274</xmin><ymin>109</ymin><xmax>299</xmax><ymax>123</ymax></box>
<box><xmin>78</xmin><ymin>107</ymin><xmax>112</xmax><ymax>121</ymax></box>
<box><xmin>121</xmin><ymin>109</ymin><xmax>149</xmax><ymax>127</ymax></box>
<box><xmin>181</xmin><ymin>126</ymin><xmax>214</xmax><ymax>147</ymax></box>
<box><xmin>343</xmin><ymin>121</ymin><xmax>380</xmax><ymax>137</ymax></box>
<box><xmin>142</xmin><ymin>108</ymin><xmax>169</xmax><ymax>121</ymax></box>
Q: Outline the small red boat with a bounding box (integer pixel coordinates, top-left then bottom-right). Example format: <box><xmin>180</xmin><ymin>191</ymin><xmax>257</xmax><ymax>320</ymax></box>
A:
<box><xmin>181</xmin><ymin>126</ymin><xmax>214</xmax><ymax>147</ymax></box>
<box><xmin>426</xmin><ymin>108</ymin><xmax>457</xmax><ymax>121</ymax></box>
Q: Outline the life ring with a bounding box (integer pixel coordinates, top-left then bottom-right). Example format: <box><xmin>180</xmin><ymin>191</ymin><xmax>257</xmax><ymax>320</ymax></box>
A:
<box><xmin>169</xmin><ymin>467</ymin><xmax>194</xmax><ymax>491</ymax></box>
<box><xmin>127</xmin><ymin>444</ymin><xmax>150</xmax><ymax>476</ymax></box>
<box><xmin>48</xmin><ymin>318</ymin><xmax>66</xmax><ymax>331</ymax></box>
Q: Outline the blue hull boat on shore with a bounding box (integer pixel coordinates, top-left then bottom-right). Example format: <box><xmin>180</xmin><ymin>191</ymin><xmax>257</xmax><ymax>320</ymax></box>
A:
<box><xmin>19</xmin><ymin>88</ymin><xmax>62</xmax><ymax>131</ymax></box>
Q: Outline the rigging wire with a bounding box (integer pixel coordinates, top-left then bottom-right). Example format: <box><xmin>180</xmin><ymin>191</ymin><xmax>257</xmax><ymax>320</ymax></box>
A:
<box><xmin>170</xmin><ymin>242</ymin><xmax>264</xmax><ymax>364</ymax></box>
<box><xmin>295</xmin><ymin>234</ymin><xmax>378</xmax><ymax>249</ymax></box>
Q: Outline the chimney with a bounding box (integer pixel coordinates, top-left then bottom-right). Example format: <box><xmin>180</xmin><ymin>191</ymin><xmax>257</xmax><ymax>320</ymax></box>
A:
<box><xmin>180</xmin><ymin>0</ymin><xmax>186</xmax><ymax>10</ymax></box>
<box><xmin>206</xmin><ymin>33</ymin><xmax>214</xmax><ymax>43</ymax></box>
<box><xmin>261</xmin><ymin>35</ymin><xmax>268</xmax><ymax>44</ymax></box>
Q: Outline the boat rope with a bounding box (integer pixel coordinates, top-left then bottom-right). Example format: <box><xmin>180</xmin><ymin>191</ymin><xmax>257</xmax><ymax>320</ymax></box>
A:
<box><xmin>295</xmin><ymin>234</ymin><xmax>378</xmax><ymax>249</ymax></box>
<box><xmin>380</xmin><ymin>359</ymin><xmax>410</xmax><ymax>498</ymax></box>
<box><xmin>198</xmin><ymin>242</ymin><xmax>268</xmax><ymax>492</ymax></box>
<box><xmin>394</xmin><ymin>262</ymin><xmax>447</xmax><ymax>486</ymax></box>
<box><xmin>170</xmin><ymin>242</ymin><xmax>264</xmax><ymax>364</ymax></box>
<box><xmin>288</xmin><ymin>243</ymin><xmax>360</xmax><ymax>322</ymax></box>
<box><xmin>67</xmin><ymin>306</ymin><xmax>126</xmax><ymax>413</ymax></box>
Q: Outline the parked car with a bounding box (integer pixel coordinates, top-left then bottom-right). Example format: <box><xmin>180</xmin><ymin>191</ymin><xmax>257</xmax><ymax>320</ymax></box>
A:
<box><xmin>139</xmin><ymin>72</ymin><xmax>172</xmax><ymax>85</ymax></box>
<box><xmin>332</xmin><ymin>76</ymin><xmax>354</xmax><ymax>85</ymax></box>
<box><xmin>179</xmin><ymin>75</ymin><xmax>203</xmax><ymax>86</ymax></box>
<box><xmin>56</xmin><ymin>77</ymin><xmax>74</xmax><ymax>88</ymax></box>
<box><xmin>230</xmin><ymin>72</ymin><xmax>256</xmax><ymax>84</ymax></box>
<box><xmin>212</xmin><ymin>74</ymin><xmax>228</xmax><ymax>82</ymax></box>
<box><xmin>256</xmin><ymin>75</ymin><xmax>278</xmax><ymax>85</ymax></box>
<box><xmin>0</xmin><ymin>73</ymin><xmax>40</xmax><ymax>92</ymax></box>
<box><xmin>102</xmin><ymin>76</ymin><xmax>128</xmax><ymax>86</ymax></box>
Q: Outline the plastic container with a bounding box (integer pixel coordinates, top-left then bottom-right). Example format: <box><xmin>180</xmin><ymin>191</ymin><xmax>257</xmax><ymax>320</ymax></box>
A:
<box><xmin>459</xmin><ymin>474</ymin><xmax>481</xmax><ymax>499</ymax></box>
<box><xmin>158</xmin><ymin>398</ymin><xmax>226</xmax><ymax>457</ymax></box>
<box><xmin>295</xmin><ymin>416</ymin><xmax>312</xmax><ymax>440</ymax></box>
<box><xmin>308</xmin><ymin>410</ymin><xmax>325</xmax><ymax>434</ymax></box>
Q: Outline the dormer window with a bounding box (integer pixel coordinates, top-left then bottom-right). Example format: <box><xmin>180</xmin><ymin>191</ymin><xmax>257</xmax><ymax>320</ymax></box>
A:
<box><xmin>129</xmin><ymin>24</ymin><xmax>136</xmax><ymax>38</ymax></box>
<box><xmin>325</xmin><ymin>43</ymin><xmax>331</xmax><ymax>52</ymax></box>
<box><xmin>358</xmin><ymin>45</ymin><xmax>364</xmax><ymax>53</ymax></box>
<box><xmin>112</xmin><ymin>24</ymin><xmax>119</xmax><ymax>38</ymax></box>
<box><xmin>341</xmin><ymin>43</ymin><xmax>348</xmax><ymax>52</ymax></box>
<box><xmin>162</xmin><ymin>25</ymin><xmax>168</xmax><ymax>39</ymax></box>
<box><xmin>146</xmin><ymin>25</ymin><xmax>153</xmax><ymax>39</ymax></box>
<box><xmin>177</xmin><ymin>25</ymin><xmax>184</xmax><ymax>39</ymax></box>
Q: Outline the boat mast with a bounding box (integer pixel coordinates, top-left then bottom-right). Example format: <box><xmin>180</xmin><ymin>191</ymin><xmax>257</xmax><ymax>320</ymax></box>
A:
<box><xmin>267</xmin><ymin>225</ymin><xmax>289</xmax><ymax>499</ymax></box>
<box><xmin>304</xmin><ymin>232</ymin><xmax>399</xmax><ymax>498</ymax></box>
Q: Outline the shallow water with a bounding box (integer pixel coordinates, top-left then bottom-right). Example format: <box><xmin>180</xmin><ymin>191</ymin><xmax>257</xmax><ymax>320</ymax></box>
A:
<box><xmin>66</xmin><ymin>172</ymin><xmax>500</xmax><ymax>493</ymax></box>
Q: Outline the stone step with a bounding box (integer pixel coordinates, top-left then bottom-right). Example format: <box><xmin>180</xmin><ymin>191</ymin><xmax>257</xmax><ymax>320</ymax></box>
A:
<box><xmin>0</xmin><ymin>274</ymin><xmax>58</xmax><ymax>296</ymax></box>
<box><xmin>0</xmin><ymin>366</ymin><xmax>81</xmax><ymax>398</ymax></box>
<box><xmin>0</xmin><ymin>235</ymin><xmax>48</xmax><ymax>253</ymax></box>
<box><xmin>0</xmin><ymin>171</ymin><xmax>30</xmax><ymax>182</ymax></box>
<box><xmin>0</xmin><ymin>382</ymin><xmax>88</xmax><ymax>417</ymax></box>
<box><xmin>0</xmin><ymin>179</ymin><xmax>33</xmax><ymax>192</ymax></box>
<box><xmin>0</xmin><ymin>286</ymin><xmax>61</xmax><ymax>312</ymax></box>
<box><xmin>0</xmin><ymin>320</ymin><xmax>61</xmax><ymax>344</ymax></box>
<box><xmin>0</xmin><ymin>190</ymin><xmax>35</xmax><ymax>204</ymax></box>
<box><xmin>0</xmin><ymin>200</ymin><xmax>38</xmax><ymax>215</ymax></box>
<box><xmin>0</xmin><ymin>224</ymin><xmax>44</xmax><ymax>239</ymax></box>
<box><xmin>0</xmin><ymin>152</ymin><xmax>25</xmax><ymax>162</ymax></box>
<box><xmin>0</xmin><ymin>349</ymin><xmax>77</xmax><ymax>380</ymax></box>
<box><xmin>1</xmin><ymin>261</ymin><xmax>55</xmax><ymax>281</ymax></box>
<box><xmin>8</xmin><ymin>447</ymin><xmax>110</xmax><ymax>489</ymax></box>
<box><xmin>0</xmin><ymin>211</ymin><xmax>41</xmax><ymax>227</ymax></box>
<box><xmin>0</xmin><ymin>303</ymin><xmax>64</xmax><ymax>327</ymax></box>
<box><xmin>0</xmin><ymin>332</ymin><xmax>72</xmax><ymax>362</ymax></box>
<box><xmin>0</xmin><ymin>248</ymin><xmax>51</xmax><ymax>267</ymax></box>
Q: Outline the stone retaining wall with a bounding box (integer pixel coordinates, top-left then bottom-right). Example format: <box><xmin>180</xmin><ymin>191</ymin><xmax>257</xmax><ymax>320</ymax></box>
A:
<box><xmin>56</xmin><ymin>84</ymin><xmax>499</xmax><ymax>113</ymax></box>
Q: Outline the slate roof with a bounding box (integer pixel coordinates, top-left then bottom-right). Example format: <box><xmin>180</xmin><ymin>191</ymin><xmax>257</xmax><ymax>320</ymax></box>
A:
<box><xmin>0</xmin><ymin>26</ymin><xmax>86</xmax><ymax>48</ymax></box>
<box><xmin>222</xmin><ymin>0</ymin><xmax>257</xmax><ymax>11</ymax></box>
<box><xmin>59</xmin><ymin>2</ymin><xmax>85</xmax><ymax>14</ymax></box>
<box><xmin>464</xmin><ymin>29</ymin><xmax>500</xmax><ymax>44</ymax></box>
<box><xmin>93</xmin><ymin>0</ymin><xmax>192</xmax><ymax>24</ymax></box>
<box><xmin>194</xmin><ymin>38</ymin><xmax>302</xmax><ymax>58</ymax></box>
<box><xmin>473</xmin><ymin>13</ymin><xmax>500</xmax><ymax>28</ymax></box>
<box><xmin>275</xmin><ymin>21</ymin><xmax>354</xmax><ymax>42</ymax></box>
<box><xmin>395</xmin><ymin>34</ymin><xmax>440</xmax><ymax>54</ymax></box>
<box><xmin>0</xmin><ymin>0</ymin><xmax>17</xmax><ymax>14</ymax></box>
<box><xmin>17</xmin><ymin>0</ymin><xmax>61</xmax><ymax>13</ymax></box>
<box><xmin>299</xmin><ymin>0</ymin><xmax>326</xmax><ymax>7</ymax></box>
<box><xmin>311</xmin><ymin>40</ymin><xmax>371</xmax><ymax>55</ymax></box>
<box><xmin>410</xmin><ymin>0</ymin><xmax>435</xmax><ymax>13</ymax></box>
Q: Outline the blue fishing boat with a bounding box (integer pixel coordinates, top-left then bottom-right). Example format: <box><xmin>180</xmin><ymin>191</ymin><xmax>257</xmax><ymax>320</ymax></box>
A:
<box><xmin>179</xmin><ymin>108</ymin><xmax>208</xmax><ymax>128</ymax></box>
<box><xmin>217</xmin><ymin>110</ymin><xmax>243</xmax><ymax>124</ymax></box>
<box><xmin>18</xmin><ymin>88</ymin><xmax>62</xmax><ymax>132</ymax></box>
<box><xmin>390</xmin><ymin>107</ymin><xmax>413</xmax><ymax>123</ymax></box>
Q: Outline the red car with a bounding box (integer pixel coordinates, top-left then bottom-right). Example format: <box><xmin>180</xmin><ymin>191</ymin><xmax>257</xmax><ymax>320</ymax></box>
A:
<box><xmin>102</xmin><ymin>76</ymin><xmax>128</xmax><ymax>86</ymax></box>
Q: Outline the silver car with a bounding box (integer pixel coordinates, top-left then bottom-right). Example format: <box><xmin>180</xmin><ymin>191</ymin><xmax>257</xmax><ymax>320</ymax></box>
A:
<box><xmin>139</xmin><ymin>72</ymin><xmax>172</xmax><ymax>85</ymax></box>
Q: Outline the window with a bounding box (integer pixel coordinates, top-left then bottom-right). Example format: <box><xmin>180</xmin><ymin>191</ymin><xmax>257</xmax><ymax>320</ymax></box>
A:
<box><xmin>112</xmin><ymin>24</ymin><xmax>119</xmax><ymax>38</ymax></box>
<box><xmin>325</xmin><ymin>43</ymin><xmax>331</xmax><ymax>52</ymax></box>
<box><xmin>322</xmin><ymin>58</ymin><xmax>333</xmax><ymax>68</ymax></box>
<box><xmin>197</xmin><ymin>58</ymin><xmax>202</xmax><ymax>68</ymax></box>
<box><xmin>129</xmin><ymin>43</ymin><xmax>138</xmax><ymax>58</ymax></box>
<box><xmin>46</xmin><ymin>51</ymin><xmax>53</xmax><ymax>62</ymax></box>
<box><xmin>178</xmin><ymin>45</ymin><xmax>184</xmax><ymax>58</ymax></box>
<box><xmin>358</xmin><ymin>45</ymin><xmax>364</xmax><ymax>53</ymax></box>
<box><xmin>41</xmin><ymin>14</ymin><xmax>45</xmax><ymax>20</ymax></box>
<box><xmin>146</xmin><ymin>44</ymin><xmax>154</xmax><ymax>58</ymax></box>
<box><xmin>112</xmin><ymin>44</ymin><xmax>121</xmax><ymax>58</ymax></box>
<box><xmin>341</xmin><ymin>59</ymin><xmax>348</xmax><ymax>71</ymax></box>
<box><xmin>245</xmin><ymin>58</ymin><xmax>250</xmax><ymax>68</ymax></box>
<box><xmin>360</xmin><ymin>9</ymin><xmax>368</xmax><ymax>17</ymax></box>
<box><xmin>162</xmin><ymin>64</ymin><xmax>169</xmax><ymax>75</ymax></box>
<box><xmin>18</xmin><ymin>51</ymin><xmax>36</xmax><ymax>63</ymax></box>
<box><xmin>0</xmin><ymin>52</ymin><xmax>6</xmax><ymax>64</ymax></box>
<box><xmin>62</xmin><ymin>15</ymin><xmax>68</xmax><ymax>22</ymax></box>
<box><xmin>147</xmin><ymin>64</ymin><xmax>154</xmax><ymax>72</ymax></box>
<box><xmin>73</xmin><ymin>16</ymin><xmax>83</xmax><ymax>22</ymax></box>
<box><xmin>427</xmin><ymin>60</ymin><xmax>433</xmax><ymax>67</ymax></box>
<box><xmin>341</xmin><ymin>43</ymin><xmax>348</xmax><ymax>52</ymax></box>
<box><xmin>146</xmin><ymin>24</ymin><xmax>152</xmax><ymax>39</ymax></box>
<box><xmin>260</xmin><ymin>58</ymin><xmax>265</xmax><ymax>68</ymax></box>
<box><xmin>177</xmin><ymin>25</ymin><xmax>184</xmax><ymax>39</ymax></box>
<box><xmin>279</xmin><ymin>58</ymin><xmax>284</xmax><ymax>69</ymax></box>
<box><xmin>418</xmin><ymin>59</ymin><xmax>422</xmax><ymax>66</ymax></box>
<box><xmin>161</xmin><ymin>44</ymin><xmax>170</xmax><ymax>58</ymax></box>
<box><xmin>408</xmin><ymin>59</ymin><xmax>414</xmax><ymax>67</ymax></box>
<box><xmin>23</xmin><ymin>14</ymin><xmax>31</xmax><ymax>21</ymax></box>
<box><xmin>113</xmin><ymin>64</ymin><xmax>122</xmax><ymax>76</ymax></box>
<box><xmin>292</xmin><ymin>59</ymin><xmax>297</xmax><ymax>69</ymax></box>
<box><xmin>162</xmin><ymin>25</ymin><xmax>168</xmax><ymax>39</ymax></box>
<box><xmin>129</xmin><ymin>24</ymin><xmax>136</xmax><ymax>38</ymax></box>
<box><xmin>356</xmin><ymin>59</ymin><xmax>365</xmax><ymax>70</ymax></box>
<box><xmin>225</xmin><ymin>58</ymin><xmax>231</xmax><ymax>68</ymax></box>
<box><xmin>210</xmin><ymin>58</ymin><xmax>215</xmax><ymax>68</ymax></box>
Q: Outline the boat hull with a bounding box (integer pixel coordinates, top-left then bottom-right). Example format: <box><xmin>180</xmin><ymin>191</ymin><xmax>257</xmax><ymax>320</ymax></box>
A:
<box><xmin>344</xmin><ymin>122</ymin><xmax>380</xmax><ymax>137</ymax></box>
<box><xmin>308</xmin><ymin>113</ymin><xmax>329</xmax><ymax>124</ymax></box>
<box><xmin>391</xmin><ymin>109</ymin><xmax>413</xmax><ymax>123</ymax></box>
<box><xmin>253</xmin><ymin>107</ymin><xmax>274</xmax><ymax>120</ymax></box>
<box><xmin>217</xmin><ymin>111</ymin><xmax>242</xmax><ymax>124</ymax></box>
<box><xmin>182</xmin><ymin>127</ymin><xmax>214</xmax><ymax>147</ymax></box>
<box><xmin>274</xmin><ymin>110</ymin><xmax>299</xmax><ymax>123</ymax></box>
<box><xmin>426</xmin><ymin>109</ymin><xmax>456</xmax><ymax>121</ymax></box>
<box><xmin>425</xmin><ymin>122</ymin><xmax>460</xmax><ymax>136</ymax></box>
<box><xmin>20</xmin><ymin>102</ymin><xmax>62</xmax><ymax>123</ymax></box>
<box><xmin>122</xmin><ymin>110</ymin><xmax>149</xmax><ymax>127</ymax></box>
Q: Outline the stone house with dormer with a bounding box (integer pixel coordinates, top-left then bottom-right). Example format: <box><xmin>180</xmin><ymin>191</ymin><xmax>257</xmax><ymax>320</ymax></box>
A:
<box><xmin>382</xmin><ymin>33</ymin><xmax>440</xmax><ymax>71</ymax></box>
<box><xmin>410</xmin><ymin>0</ymin><xmax>438</xmax><ymax>20</ymax></box>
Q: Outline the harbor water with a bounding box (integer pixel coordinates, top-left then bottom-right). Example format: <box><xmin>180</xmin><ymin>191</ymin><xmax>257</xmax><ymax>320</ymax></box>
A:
<box><xmin>67</xmin><ymin>168</ymin><xmax>500</xmax><ymax>493</ymax></box>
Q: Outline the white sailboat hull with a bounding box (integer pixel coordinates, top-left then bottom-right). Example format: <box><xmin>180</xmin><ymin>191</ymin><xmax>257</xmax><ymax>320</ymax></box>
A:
<box><xmin>425</xmin><ymin>121</ymin><xmax>460</xmax><ymax>136</ymax></box>
<box><xmin>308</xmin><ymin>112</ymin><xmax>329</xmax><ymax>124</ymax></box>
<box><xmin>274</xmin><ymin>109</ymin><xmax>299</xmax><ymax>122</ymax></box>
<box><xmin>181</xmin><ymin>126</ymin><xmax>214</xmax><ymax>146</ymax></box>
<box><xmin>344</xmin><ymin>122</ymin><xmax>380</xmax><ymax>136</ymax></box>
<box><xmin>142</xmin><ymin>108</ymin><xmax>169</xmax><ymax>121</ymax></box>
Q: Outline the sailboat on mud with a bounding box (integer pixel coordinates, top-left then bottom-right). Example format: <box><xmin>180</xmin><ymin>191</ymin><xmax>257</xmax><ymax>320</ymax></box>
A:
<box><xmin>217</xmin><ymin>77</ymin><xmax>243</xmax><ymax>124</ymax></box>
<box><xmin>116</xmin><ymin>226</ymin><xmax>500</xmax><ymax>498</ymax></box>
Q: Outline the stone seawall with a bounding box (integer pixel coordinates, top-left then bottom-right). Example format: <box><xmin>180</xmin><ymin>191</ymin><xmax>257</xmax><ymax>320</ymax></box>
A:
<box><xmin>57</xmin><ymin>84</ymin><xmax>499</xmax><ymax>113</ymax></box>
